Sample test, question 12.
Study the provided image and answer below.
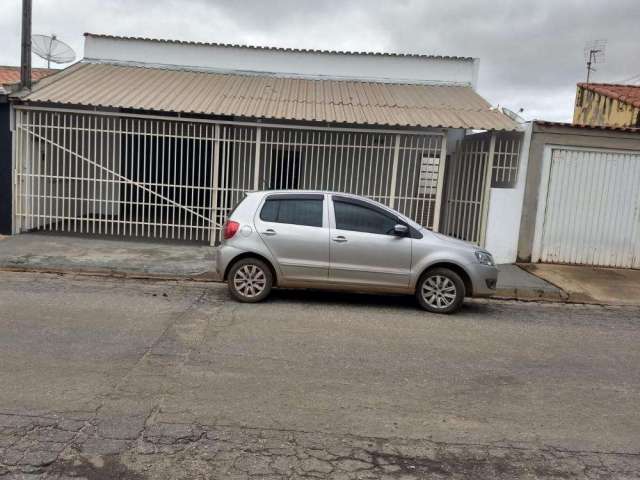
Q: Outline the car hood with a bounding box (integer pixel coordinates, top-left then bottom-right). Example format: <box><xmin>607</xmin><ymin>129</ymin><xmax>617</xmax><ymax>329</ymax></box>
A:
<box><xmin>428</xmin><ymin>230</ymin><xmax>478</xmax><ymax>251</ymax></box>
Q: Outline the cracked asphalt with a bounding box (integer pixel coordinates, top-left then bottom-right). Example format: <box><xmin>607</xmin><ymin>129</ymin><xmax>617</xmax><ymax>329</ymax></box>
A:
<box><xmin>1</xmin><ymin>271</ymin><xmax>639</xmax><ymax>479</ymax></box>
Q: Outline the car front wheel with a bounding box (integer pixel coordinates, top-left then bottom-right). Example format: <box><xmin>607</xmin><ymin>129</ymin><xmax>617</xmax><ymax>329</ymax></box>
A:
<box><xmin>416</xmin><ymin>267</ymin><xmax>465</xmax><ymax>314</ymax></box>
<box><xmin>227</xmin><ymin>258</ymin><xmax>273</xmax><ymax>303</ymax></box>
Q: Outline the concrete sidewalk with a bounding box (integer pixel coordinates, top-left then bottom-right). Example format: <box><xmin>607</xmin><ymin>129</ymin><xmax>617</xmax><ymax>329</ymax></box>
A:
<box><xmin>0</xmin><ymin>232</ymin><xmax>568</xmax><ymax>303</ymax></box>
<box><xmin>0</xmin><ymin>232</ymin><xmax>218</xmax><ymax>281</ymax></box>
<box><xmin>521</xmin><ymin>263</ymin><xmax>640</xmax><ymax>306</ymax></box>
<box><xmin>495</xmin><ymin>264</ymin><xmax>566</xmax><ymax>301</ymax></box>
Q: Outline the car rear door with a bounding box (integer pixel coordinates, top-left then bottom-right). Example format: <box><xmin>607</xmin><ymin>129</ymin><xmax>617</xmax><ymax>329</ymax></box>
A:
<box><xmin>254</xmin><ymin>193</ymin><xmax>329</xmax><ymax>283</ymax></box>
<box><xmin>328</xmin><ymin>196</ymin><xmax>412</xmax><ymax>288</ymax></box>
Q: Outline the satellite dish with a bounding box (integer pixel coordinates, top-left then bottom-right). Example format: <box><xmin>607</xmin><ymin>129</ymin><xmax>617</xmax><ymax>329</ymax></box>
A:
<box><xmin>31</xmin><ymin>34</ymin><xmax>76</xmax><ymax>68</ymax></box>
<box><xmin>502</xmin><ymin>107</ymin><xmax>526</xmax><ymax>124</ymax></box>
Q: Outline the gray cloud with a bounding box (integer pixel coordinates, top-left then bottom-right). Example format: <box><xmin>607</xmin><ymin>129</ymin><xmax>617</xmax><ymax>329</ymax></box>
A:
<box><xmin>2</xmin><ymin>0</ymin><xmax>639</xmax><ymax>121</ymax></box>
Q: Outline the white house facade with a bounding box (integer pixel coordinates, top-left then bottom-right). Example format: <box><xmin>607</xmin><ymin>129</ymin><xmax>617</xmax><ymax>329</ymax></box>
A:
<box><xmin>8</xmin><ymin>33</ymin><xmax>526</xmax><ymax>262</ymax></box>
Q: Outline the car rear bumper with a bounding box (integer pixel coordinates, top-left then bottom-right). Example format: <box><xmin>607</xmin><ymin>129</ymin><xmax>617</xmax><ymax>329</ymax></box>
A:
<box><xmin>467</xmin><ymin>264</ymin><xmax>499</xmax><ymax>297</ymax></box>
<box><xmin>215</xmin><ymin>244</ymin><xmax>243</xmax><ymax>279</ymax></box>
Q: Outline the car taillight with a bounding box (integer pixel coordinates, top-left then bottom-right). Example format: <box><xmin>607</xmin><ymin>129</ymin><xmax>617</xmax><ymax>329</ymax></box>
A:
<box><xmin>223</xmin><ymin>220</ymin><xmax>240</xmax><ymax>239</ymax></box>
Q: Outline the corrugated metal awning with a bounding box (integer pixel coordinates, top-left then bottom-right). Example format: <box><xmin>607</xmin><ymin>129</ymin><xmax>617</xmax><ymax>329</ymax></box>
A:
<box><xmin>18</xmin><ymin>62</ymin><xmax>518</xmax><ymax>130</ymax></box>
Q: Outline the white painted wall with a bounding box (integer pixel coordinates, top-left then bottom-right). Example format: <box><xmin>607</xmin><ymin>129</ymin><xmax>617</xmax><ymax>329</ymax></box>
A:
<box><xmin>484</xmin><ymin>122</ymin><xmax>532</xmax><ymax>264</ymax></box>
<box><xmin>84</xmin><ymin>35</ymin><xmax>479</xmax><ymax>87</ymax></box>
<box><xmin>484</xmin><ymin>189</ymin><xmax>522</xmax><ymax>263</ymax></box>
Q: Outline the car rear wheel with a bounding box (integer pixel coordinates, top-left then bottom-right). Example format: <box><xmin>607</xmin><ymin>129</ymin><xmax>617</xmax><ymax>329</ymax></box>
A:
<box><xmin>228</xmin><ymin>258</ymin><xmax>273</xmax><ymax>303</ymax></box>
<box><xmin>416</xmin><ymin>267</ymin><xmax>465</xmax><ymax>314</ymax></box>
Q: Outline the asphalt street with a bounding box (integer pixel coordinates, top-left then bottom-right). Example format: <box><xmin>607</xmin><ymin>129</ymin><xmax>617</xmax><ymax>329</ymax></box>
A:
<box><xmin>1</xmin><ymin>271</ymin><xmax>639</xmax><ymax>479</ymax></box>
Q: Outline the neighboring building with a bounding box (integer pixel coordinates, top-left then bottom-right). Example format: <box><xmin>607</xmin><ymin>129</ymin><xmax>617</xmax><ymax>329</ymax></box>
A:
<box><xmin>514</xmin><ymin>86</ymin><xmax>640</xmax><ymax>270</ymax></box>
<box><xmin>518</xmin><ymin>121</ymin><xmax>640</xmax><ymax>269</ymax></box>
<box><xmin>0</xmin><ymin>66</ymin><xmax>56</xmax><ymax>95</ymax></box>
<box><xmin>573</xmin><ymin>83</ymin><xmax>640</xmax><ymax>128</ymax></box>
<box><xmin>0</xmin><ymin>66</ymin><xmax>56</xmax><ymax>234</ymax></box>
<box><xmin>3</xmin><ymin>33</ymin><xmax>526</xmax><ymax>262</ymax></box>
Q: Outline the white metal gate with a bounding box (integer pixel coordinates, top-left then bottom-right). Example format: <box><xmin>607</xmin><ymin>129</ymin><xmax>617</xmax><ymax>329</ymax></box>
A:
<box><xmin>535</xmin><ymin>147</ymin><xmax>640</xmax><ymax>268</ymax></box>
<box><xmin>441</xmin><ymin>131</ymin><xmax>522</xmax><ymax>245</ymax></box>
<box><xmin>14</xmin><ymin>110</ymin><xmax>219</xmax><ymax>242</ymax></box>
<box><xmin>13</xmin><ymin>107</ymin><xmax>447</xmax><ymax>244</ymax></box>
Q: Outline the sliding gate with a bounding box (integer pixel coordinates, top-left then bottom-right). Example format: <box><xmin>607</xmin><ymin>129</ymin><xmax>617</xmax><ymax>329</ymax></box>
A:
<box><xmin>13</xmin><ymin>108</ymin><xmax>447</xmax><ymax>244</ymax></box>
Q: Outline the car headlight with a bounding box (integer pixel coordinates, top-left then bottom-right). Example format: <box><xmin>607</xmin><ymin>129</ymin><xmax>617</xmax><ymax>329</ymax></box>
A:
<box><xmin>474</xmin><ymin>250</ymin><xmax>495</xmax><ymax>266</ymax></box>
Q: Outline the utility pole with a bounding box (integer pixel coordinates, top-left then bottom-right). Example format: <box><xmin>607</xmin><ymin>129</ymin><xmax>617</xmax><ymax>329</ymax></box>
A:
<box><xmin>20</xmin><ymin>0</ymin><xmax>32</xmax><ymax>89</ymax></box>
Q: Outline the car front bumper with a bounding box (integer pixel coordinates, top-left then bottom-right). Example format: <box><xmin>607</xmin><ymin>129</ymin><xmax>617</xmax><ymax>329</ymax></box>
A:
<box><xmin>467</xmin><ymin>263</ymin><xmax>499</xmax><ymax>297</ymax></box>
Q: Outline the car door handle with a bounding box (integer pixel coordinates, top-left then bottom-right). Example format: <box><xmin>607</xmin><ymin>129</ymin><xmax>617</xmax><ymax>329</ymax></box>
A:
<box><xmin>332</xmin><ymin>235</ymin><xmax>347</xmax><ymax>243</ymax></box>
<box><xmin>262</xmin><ymin>229</ymin><xmax>277</xmax><ymax>236</ymax></box>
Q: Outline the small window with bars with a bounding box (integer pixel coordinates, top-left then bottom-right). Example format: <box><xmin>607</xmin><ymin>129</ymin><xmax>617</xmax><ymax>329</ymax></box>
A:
<box><xmin>491</xmin><ymin>136</ymin><xmax>521</xmax><ymax>188</ymax></box>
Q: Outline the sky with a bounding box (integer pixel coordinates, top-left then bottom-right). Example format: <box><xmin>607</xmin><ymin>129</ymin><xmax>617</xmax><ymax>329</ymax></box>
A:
<box><xmin>2</xmin><ymin>0</ymin><xmax>639</xmax><ymax>122</ymax></box>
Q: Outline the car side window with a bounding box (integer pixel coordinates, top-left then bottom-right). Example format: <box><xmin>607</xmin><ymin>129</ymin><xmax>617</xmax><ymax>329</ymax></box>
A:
<box><xmin>333</xmin><ymin>200</ymin><xmax>398</xmax><ymax>235</ymax></box>
<box><xmin>259</xmin><ymin>198</ymin><xmax>323</xmax><ymax>227</ymax></box>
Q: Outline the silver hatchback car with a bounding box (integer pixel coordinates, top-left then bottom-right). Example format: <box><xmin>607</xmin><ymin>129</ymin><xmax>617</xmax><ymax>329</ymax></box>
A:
<box><xmin>216</xmin><ymin>191</ymin><xmax>498</xmax><ymax>313</ymax></box>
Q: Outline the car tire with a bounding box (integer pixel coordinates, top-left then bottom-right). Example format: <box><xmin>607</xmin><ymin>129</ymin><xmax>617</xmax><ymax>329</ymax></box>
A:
<box><xmin>227</xmin><ymin>258</ymin><xmax>273</xmax><ymax>303</ymax></box>
<box><xmin>416</xmin><ymin>267</ymin><xmax>465</xmax><ymax>314</ymax></box>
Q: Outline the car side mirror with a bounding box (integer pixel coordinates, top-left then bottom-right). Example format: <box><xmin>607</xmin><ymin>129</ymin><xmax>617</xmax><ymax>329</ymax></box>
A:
<box><xmin>393</xmin><ymin>224</ymin><xmax>409</xmax><ymax>236</ymax></box>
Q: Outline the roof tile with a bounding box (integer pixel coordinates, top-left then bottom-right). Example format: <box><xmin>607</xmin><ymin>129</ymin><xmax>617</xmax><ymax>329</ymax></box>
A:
<box><xmin>0</xmin><ymin>66</ymin><xmax>57</xmax><ymax>88</ymax></box>
<box><xmin>578</xmin><ymin>83</ymin><xmax>640</xmax><ymax>109</ymax></box>
<box><xmin>20</xmin><ymin>62</ymin><xmax>518</xmax><ymax>130</ymax></box>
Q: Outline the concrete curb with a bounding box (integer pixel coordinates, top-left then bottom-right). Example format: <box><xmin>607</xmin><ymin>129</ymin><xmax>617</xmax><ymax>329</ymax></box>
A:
<box><xmin>496</xmin><ymin>287</ymin><xmax>640</xmax><ymax>307</ymax></box>
<box><xmin>1</xmin><ymin>264</ymin><xmax>581</xmax><ymax>305</ymax></box>
<box><xmin>494</xmin><ymin>287</ymin><xmax>569</xmax><ymax>303</ymax></box>
<box><xmin>0</xmin><ymin>265</ymin><xmax>221</xmax><ymax>283</ymax></box>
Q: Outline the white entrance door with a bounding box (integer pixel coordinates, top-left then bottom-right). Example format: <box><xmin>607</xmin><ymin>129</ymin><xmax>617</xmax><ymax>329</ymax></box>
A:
<box><xmin>536</xmin><ymin>147</ymin><xmax>640</xmax><ymax>268</ymax></box>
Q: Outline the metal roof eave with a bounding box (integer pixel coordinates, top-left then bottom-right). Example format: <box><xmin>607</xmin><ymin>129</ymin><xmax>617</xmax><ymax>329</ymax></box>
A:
<box><xmin>16</xmin><ymin>62</ymin><xmax>519</xmax><ymax>131</ymax></box>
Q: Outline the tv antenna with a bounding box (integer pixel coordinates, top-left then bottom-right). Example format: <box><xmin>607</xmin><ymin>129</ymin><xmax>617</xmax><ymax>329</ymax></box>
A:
<box><xmin>584</xmin><ymin>39</ymin><xmax>606</xmax><ymax>83</ymax></box>
<box><xmin>31</xmin><ymin>34</ymin><xmax>75</xmax><ymax>68</ymax></box>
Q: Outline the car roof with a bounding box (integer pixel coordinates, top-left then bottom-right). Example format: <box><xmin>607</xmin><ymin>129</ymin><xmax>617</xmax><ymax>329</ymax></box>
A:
<box><xmin>253</xmin><ymin>190</ymin><xmax>364</xmax><ymax>198</ymax></box>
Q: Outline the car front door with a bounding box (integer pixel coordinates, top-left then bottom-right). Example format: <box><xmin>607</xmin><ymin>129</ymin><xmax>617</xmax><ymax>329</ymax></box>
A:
<box><xmin>328</xmin><ymin>196</ymin><xmax>412</xmax><ymax>288</ymax></box>
<box><xmin>254</xmin><ymin>193</ymin><xmax>329</xmax><ymax>283</ymax></box>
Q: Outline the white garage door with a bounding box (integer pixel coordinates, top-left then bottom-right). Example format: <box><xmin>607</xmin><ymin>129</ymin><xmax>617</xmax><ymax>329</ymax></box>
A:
<box><xmin>538</xmin><ymin>147</ymin><xmax>640</xmax><ymax>268</ymax></box>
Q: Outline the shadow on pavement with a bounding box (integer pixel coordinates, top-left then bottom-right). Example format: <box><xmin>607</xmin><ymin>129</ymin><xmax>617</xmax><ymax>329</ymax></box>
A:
<box><xmin>262</xmin><ymin>287</ymin><xmax>493</xmax><ymax>314</ymax></box>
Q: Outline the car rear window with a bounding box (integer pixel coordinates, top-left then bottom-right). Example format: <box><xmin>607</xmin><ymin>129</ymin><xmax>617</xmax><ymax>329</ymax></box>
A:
<box><xmin>260</xmin><ymin>198</ymin><xmax>323</xmax><ymax>227</ymax></box>
<box><xmin>226</xmin><ymin>193</ymin><xmax>246</xmax><ymax>218</ymax></box>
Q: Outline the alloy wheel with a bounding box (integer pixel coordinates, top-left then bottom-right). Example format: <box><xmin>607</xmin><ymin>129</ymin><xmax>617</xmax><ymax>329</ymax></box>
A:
<box><xmin>233</xmin><ymin>264</ymin><xmax>267</xmax><ymax>298</ymax></box>
<box><xmin>421</xmin><ymin>275</ymin><xmax>457</xmax><ymax>310</ymax></box>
